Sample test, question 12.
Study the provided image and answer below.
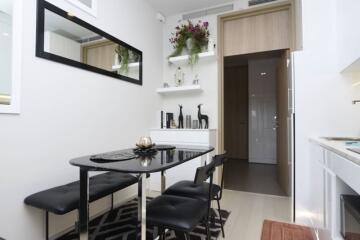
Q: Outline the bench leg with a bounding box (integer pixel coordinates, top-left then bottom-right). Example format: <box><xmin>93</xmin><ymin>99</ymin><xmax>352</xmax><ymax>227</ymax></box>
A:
<box><xmin>45</xmin><ymin>211</ymin><xmax>49</xmax><ymax>240</ymax></box>
<box><xmin>79</xmin><ymin>168</ymin><xmax>89</xmax><ymax>240</ymax></box>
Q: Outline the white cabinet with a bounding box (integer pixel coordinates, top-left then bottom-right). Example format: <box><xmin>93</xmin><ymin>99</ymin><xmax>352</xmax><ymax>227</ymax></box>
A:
<box><xmin>149</xmin><ymin>129</ymin><xmax>216</xmax><ymax>192</ymax></box>
<box><xmin>309</xmin><ymin>144</ymin><xmax>334</xmax><ymax>240</ymax></box>
<box><xmin>337</xmin><ymin>0</ymin><xmax>360</xmax><ymax>73</ymax></box>
<box><xmin>309</xmin><ymin>143</ymin><xmax>326</xmax><ymax>229</ymax></box>
<box><xmin>310</xmin><ymin>140</ymin><xmax>360</xmax><ymax>240</ymax></box>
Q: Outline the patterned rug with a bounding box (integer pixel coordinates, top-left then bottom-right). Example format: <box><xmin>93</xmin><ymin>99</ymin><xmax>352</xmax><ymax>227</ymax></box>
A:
<box><xmin>56</xmin><ymin>198</ymin><xmax>230</xmax><ymax>240</ymax></box>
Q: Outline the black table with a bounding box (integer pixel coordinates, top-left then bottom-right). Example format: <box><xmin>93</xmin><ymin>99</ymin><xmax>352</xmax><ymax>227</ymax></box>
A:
<box><xmin>70</xmin><ymin>146</ymin><xmax>214</xmax><ymax>240</ymax></box>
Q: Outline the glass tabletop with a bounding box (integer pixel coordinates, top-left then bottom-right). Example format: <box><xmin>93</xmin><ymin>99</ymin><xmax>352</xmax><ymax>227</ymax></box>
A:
<box><xmin>70</xmin><ymin>146</ymin><xmax>214</xmax><ymax>173</ymax></box>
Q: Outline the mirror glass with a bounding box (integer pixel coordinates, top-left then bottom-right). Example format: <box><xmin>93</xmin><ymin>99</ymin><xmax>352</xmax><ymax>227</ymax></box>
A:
<box><xmin>78</xmin><ymin>0</ymin><xmax>92</xmax><ymax>8</ymax></box>
<box><xmin>0</xmin><ymin>1</ymin><xmax>13</xmax><ymax>105</ymax></box>
<box><xmin>38</xmin><ymin>1</ymin><xmax>142</xmax><ymax>84</ymax></box>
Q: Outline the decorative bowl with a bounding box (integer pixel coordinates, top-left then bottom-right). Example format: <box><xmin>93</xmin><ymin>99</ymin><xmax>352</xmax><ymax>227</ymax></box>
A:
<box><xmin>136</xmin><ymin>136</ymin><xmax>154</xmax><ymax>149</ymax></box>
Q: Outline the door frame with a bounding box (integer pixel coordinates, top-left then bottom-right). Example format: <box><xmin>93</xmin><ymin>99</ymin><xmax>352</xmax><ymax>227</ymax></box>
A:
<box><xmin>217</xmin><ymin>0</ymin><xmax>298</xmax><ymax>221</ymax></box>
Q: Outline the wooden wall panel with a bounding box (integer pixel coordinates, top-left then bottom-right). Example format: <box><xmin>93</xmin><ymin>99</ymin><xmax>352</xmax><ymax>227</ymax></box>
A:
<box><xmin>224</xmin><ymin>9</ymin><xmax>290</xmax><ymax>56</ymax></box>
<box><xmin>82</xmin><ymin>41</ymin><xmax>117</xmax><ymax>71</ymax></box>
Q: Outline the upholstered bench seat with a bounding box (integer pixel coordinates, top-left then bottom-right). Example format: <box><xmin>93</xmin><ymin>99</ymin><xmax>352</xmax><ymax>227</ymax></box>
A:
<box><xmin>24</xmin><ymin>172</ymin><xmax>138</xmax><ymax>215</ymax></box>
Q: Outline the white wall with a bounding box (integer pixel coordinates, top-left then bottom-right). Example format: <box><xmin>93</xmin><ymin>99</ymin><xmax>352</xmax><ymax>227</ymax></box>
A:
<box><xmin>294</xmin><ymin>0</ymin><xmax>360</xmax><ymax>227</ymax></box>
<box><xmin>0</xmin><ymin>0</ymin><xmax>163</xmax><ymax>239</ymax></box>
<box><xmin>160</xmin><ymin>0</ymin><xmax>251</xmax><ymax>130</ymax></box>
<box><xmin>161</xmin><ymin>14</ymin><xmax>218</xmax><ymax>129</ymax></box>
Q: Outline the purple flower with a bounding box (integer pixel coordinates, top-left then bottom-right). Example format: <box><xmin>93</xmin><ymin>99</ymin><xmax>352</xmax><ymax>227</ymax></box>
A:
<box><xmin>203</xmin><ymin>22</ymin><xmax>209</xmax><ymax>28</ymax></box>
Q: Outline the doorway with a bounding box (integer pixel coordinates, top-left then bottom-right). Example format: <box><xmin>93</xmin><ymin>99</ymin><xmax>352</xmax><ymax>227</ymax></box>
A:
<box><xmin>223</xmin><ymin>50</ymin><xmax>293</xmax><ymax>197</ymax></box>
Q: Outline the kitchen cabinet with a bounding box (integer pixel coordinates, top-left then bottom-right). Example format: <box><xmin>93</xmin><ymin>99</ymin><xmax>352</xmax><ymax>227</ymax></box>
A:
<box><xmin>337</xmin><ymin>0</ymin><xmax>360</xmax><ymax>73</ymax></box>
<box><xmin>310</xmin><ymin>138</ymin><xmax>360</xmax><ymax>240</ymax></box>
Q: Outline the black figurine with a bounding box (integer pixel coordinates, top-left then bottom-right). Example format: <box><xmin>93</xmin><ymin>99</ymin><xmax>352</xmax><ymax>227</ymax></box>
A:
<box><xmin>178</xmin><ymin>105</ymin><xmax>184</xmax><ymax>128</ymax></box>
<box><xmin>197</xmin><ymin>104</ymin><xmax>209</xmax><ymax>129</ymax></box>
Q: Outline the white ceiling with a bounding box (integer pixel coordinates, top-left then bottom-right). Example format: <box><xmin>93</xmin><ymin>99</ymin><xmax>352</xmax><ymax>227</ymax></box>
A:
<box><xmin>147</xmin><ymin>0</ymin><xmax>235</xmax><ymax>16</ymax></box>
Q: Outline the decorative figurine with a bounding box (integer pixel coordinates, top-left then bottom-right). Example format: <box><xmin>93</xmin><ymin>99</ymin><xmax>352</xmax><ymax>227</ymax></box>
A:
<box><xmin>178</xmin><ymin>105</ymin><xmax>184</xmax><ymax>128</ymax></box>
<box><xmin>197</xmin><ymin>104</ymin><xmax>209</xmax><ymax>129</ymax></box>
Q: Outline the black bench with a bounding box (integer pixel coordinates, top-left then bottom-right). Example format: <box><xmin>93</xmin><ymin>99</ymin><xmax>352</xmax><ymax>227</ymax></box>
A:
<box><xmin>24</xmin><ymin>172</ymin><xmax>139</xmax><ymax>240</ymax></box>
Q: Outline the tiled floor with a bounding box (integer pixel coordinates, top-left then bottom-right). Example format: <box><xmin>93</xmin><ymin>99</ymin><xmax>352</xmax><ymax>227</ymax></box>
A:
<box><xmin>224</xmin><ymin>159</ymin><xmax>287</xmax><ymax>196</ymax></box>
<box><xmin>219</xmin><ymin>190</ymin><xmax>291</xmax><ymax>240</ymax></box>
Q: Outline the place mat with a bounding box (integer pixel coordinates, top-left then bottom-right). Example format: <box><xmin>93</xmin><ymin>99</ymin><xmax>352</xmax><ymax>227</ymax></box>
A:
<box><xmin>90</xmin><ymin>151</ymin><xmax>137</xmax><ymax>163</ymax></box>
<box><xmin>153</xmin><ymin>145</ymin><xmax>176</xmax><ymax>150</ymax></box>
<box><xmin>133</xmin><ymin>147</ymin><xmax>158</xmax><ymax>156</ymax></box>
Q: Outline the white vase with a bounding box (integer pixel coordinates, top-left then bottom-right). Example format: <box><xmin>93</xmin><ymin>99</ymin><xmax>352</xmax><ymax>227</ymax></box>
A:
<box><xmin>208</xmin><ymin>38</ymin><xmax>215</xmax><ymax>52</ymax></box>
<box><xmin>186</xmin><ymin>38</ymin><xmax>194</xmax><ymax>51</ymax></box>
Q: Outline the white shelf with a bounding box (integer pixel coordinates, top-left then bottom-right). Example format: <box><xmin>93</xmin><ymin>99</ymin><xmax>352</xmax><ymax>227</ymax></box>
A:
<box><xmin>156</xmin><ymin>85</ymin><xmax>202</xmax><ymax>94</ymax></box>
<box><xmin>112</xmin><ymin>62</ymin><xmax>140</xmax><ymax>70</ymax></box>
<box><xmin>168</xmin><ymin>51</ymin><xmax>216</xmax><ymax>65</ymax></box>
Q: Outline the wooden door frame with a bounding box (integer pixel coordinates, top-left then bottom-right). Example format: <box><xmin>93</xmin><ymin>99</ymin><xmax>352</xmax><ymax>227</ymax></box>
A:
<box><xmin>217</xmin><ymin>0</ymin><xmax>299</xmax><ymax>221</ymax></box>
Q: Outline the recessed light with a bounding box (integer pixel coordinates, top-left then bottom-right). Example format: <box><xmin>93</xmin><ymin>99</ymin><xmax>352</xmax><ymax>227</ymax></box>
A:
<box><xmin>260</xmin><ymin>72</ymin><xmax>267</xmax><ymax>76</ymax></box>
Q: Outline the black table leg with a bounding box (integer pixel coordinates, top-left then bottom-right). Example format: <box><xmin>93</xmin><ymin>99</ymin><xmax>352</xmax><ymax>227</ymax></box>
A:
<box><xmin>79</xmin><ymin>168</ymin><xmax>89</xmax><ymax>240</ymax></box>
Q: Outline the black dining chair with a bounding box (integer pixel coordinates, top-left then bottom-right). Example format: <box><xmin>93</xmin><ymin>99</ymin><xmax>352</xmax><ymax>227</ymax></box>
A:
<box><xmin>163</xmin><ymin>153</ymin><xmax>227</xmax><ymax>238</ymax></box>
<box><xmin>146</xmin><ymin>161</ymin><xmax>216</xmax><ymax>240</ymax></box>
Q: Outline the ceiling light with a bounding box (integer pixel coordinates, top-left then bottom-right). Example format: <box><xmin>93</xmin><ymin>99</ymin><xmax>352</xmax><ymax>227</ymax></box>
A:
<box><xmin>2</xmin><ymin>32</ymin><xmax>9</xmax><ymax>37</ymax></box>
<box><xmin>260</xmin><ymin>72</ymin><xmax>267</xmax><ymax>76</ymax></box>
<box><xmin>67</xmin><ymin>12</ymin><xmax>75</xmax><ymax>17</ymax></box>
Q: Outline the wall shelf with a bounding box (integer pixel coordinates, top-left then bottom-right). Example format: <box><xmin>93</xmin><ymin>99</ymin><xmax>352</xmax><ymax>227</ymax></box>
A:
<box><xmin>112</xmin><ymin>62</ymin><xmax>139</xmax><ymax>70</ymax></box>
<box><xmin>168</xmin><ymin>51</ymin><xmax>216</xmax><ymax>65</ymax></box>
<box><xmin>156</xmin><ymin>85</ymin><xmax>202</xmax><ymax>95</ymax></box>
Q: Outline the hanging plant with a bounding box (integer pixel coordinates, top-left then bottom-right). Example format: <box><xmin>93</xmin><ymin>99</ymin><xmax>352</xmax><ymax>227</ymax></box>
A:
<box><xmin>169</xmin><ymin>20</ymin><xmax>210</xmax><ymax>66</ymax></box>
<box><xmin>115</xmin><ymin>45</ymin><xmax>129</xmax><ymax>74</ymax></box>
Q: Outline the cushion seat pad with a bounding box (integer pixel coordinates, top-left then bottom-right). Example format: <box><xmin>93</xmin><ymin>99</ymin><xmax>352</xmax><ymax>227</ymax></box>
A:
<box><xmin>147</xmin><ymin>195</ymin><xmax>208</xmax><ymax>232</ymax></box>
<box><xmin>163</xmin><ymin>180</ymin><xmax>221</xmax><ymax>201</ymax></box>
<box><xmin>24</xmin><ymin>172</ymin><xmax>138</xmax><ymax>215</ymax></box>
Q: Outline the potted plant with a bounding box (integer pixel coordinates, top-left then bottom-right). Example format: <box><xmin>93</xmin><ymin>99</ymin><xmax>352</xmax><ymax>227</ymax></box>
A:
<box><xmin>169</xmin><ymin>20</ymin><xmax>210</xmax><ymax>66</ymax></box>
<box><xmin>115</xmin><ymin>45</ymin><xmax>130</xmax><ymax>74</ymax></box>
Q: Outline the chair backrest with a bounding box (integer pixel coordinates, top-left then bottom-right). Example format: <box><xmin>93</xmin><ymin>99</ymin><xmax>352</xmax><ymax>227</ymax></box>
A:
<box><xmin>194</xmin><ymin>160</ymin><xmax>216</xmax><ymax>185</ymax></box>
<box><xmin>211</xmin><ymin>153</ymin><xmax>227</xmax><ymax>199</ymax></box>
<box><xmin>212</xmin><ymin>153</ymin><xmax>227</xmax><ymax>168</ymax></box>
<box><xmin>193</xmin><ymin>161</ymin><xmax>216</xmax><ymax>221</ymax></box>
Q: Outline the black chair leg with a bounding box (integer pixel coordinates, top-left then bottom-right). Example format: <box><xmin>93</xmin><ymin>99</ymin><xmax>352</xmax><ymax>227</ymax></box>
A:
<box><xmin>216</xmin><ymin>198</ymin><xmax>225</xmax><ymax>238</ymax></box>
<box><xmin>45</xmin><ymin>211</ymin><xmax>49</xmax><ymax>240</ymax></box>
<box><xmin>205</xmin><ymin>222</ymin><xmax>211</xmax><ymax>240</ymax></box>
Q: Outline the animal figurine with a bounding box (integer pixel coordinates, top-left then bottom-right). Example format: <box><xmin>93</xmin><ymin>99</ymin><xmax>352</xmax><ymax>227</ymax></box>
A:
<box><xmin>178</xmin><ymin>105</ymin><xmax>184</xmax><ymax>128</ymax></box>
<box><xmin>197</xmin><ymin>104</ymin><xmax>209</xmax><ymax>129</ymax></box>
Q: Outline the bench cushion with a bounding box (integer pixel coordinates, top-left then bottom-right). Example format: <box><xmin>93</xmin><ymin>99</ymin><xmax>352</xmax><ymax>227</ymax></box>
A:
<box><xmin>24</xmin><ymin>172</ymin><xmax>138</xmax><ymax>215</ymax></box>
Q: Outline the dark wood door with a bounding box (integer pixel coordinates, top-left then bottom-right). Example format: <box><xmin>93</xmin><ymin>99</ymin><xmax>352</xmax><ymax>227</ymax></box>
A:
<box><xmin>224</xmin><ymin>65</ymin><xmax>249</xmax><ymax>160</ymax></box>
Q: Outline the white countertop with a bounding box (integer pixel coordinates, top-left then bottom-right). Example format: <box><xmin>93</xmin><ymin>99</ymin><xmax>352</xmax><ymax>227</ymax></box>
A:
<box><xmin>310</xmin><ymin>137</ymin><xmax>360</xmax><ymax>165</ymax></box>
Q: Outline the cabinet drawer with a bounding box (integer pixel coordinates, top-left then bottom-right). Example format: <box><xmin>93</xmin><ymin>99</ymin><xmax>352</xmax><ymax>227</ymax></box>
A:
<box><xmin>327</xmin><ymin>152</ymin><xmax>360</xmax><ymax>194</ymax></box>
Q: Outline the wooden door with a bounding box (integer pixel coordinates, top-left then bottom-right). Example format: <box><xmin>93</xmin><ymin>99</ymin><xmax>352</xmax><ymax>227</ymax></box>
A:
<box><xmin>276</xmin><ymin>50</ymin><xmax>292</xmax><ymax>195</ymax></box>
<box><xmin>224</xmin><ymin>65</ymin><xmax>249</xmax><ymax>160</ymax></box>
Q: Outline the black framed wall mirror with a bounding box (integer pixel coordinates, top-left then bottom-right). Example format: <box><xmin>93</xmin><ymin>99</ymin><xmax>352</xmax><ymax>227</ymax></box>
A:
<box><xmin>36</xmin><ymin>0</ymin><xmax>142</xmax><ymax>85</ymax></box>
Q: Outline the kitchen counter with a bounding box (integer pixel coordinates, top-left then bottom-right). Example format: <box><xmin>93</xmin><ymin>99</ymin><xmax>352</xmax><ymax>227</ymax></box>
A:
<box><xmin>310</xmin><ymin>137</ymin><xmax>360</xmax><ymax>166</ymax></box>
